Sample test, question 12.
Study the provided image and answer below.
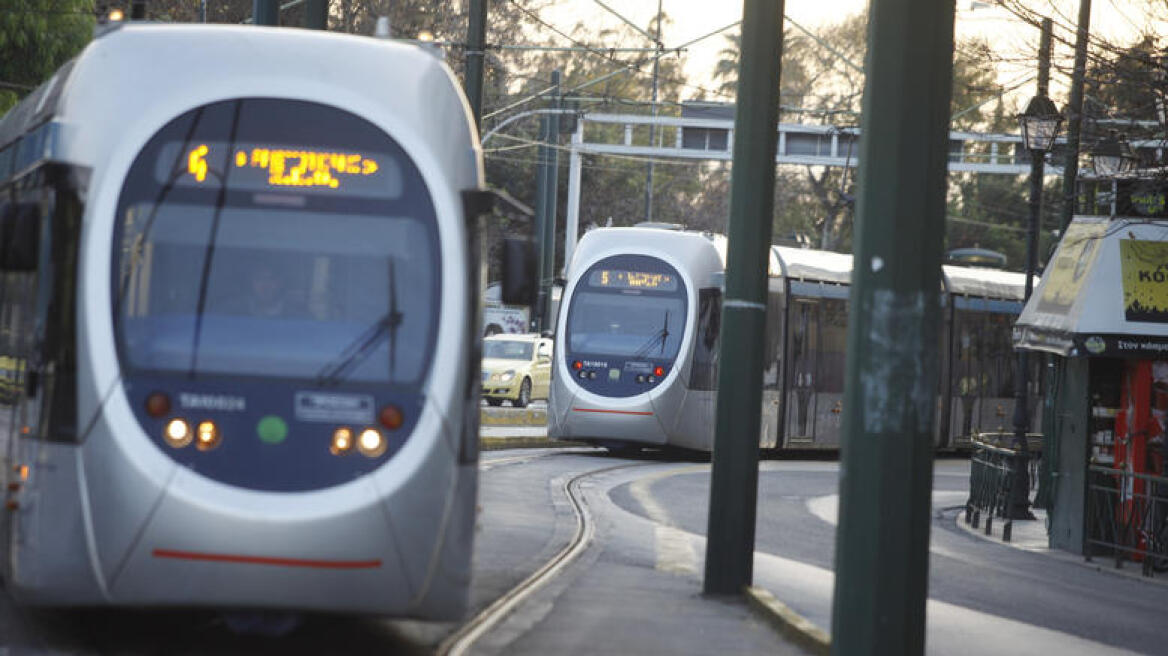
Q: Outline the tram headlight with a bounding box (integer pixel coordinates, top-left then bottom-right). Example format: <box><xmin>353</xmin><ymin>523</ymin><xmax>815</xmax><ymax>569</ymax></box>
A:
<box><xmin>357</xmin><ymin>428</ymin><xmax>387</xmax><ymax>458</ymax></box>
<box><xmin>164</xmin><ymin>418</ymin><xmax>192</xmax><ymax>448</ymax></box>
<box><xmin>331</xmin><ymin>427</ymin><xmax>354</xmax><ymax>455</ymax></box>
<box><xmin>195</xmin><ymin>420</ymin><xmax>222</xmax><ymax>451</ymax></box>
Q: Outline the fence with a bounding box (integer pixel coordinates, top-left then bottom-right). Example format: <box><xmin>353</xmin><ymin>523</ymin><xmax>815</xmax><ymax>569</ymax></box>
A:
<box><xmin>1085</xmin><ymin>465</ymin><xmax>1168</xmax><ymax>578</ymax></box>
<box><xmin>965</xmin><ymin>434</ymin><xmax>1042</xmax><ymax>542</ymax></box>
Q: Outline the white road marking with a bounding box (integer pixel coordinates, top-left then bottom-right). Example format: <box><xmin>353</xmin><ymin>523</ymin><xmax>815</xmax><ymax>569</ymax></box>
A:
<box><xmin>747</xmin><ymin>549</ymin><xmax>1140</xmax><ymax>656</ymax></box>
<box><xmin>629</xmin><ymin>465</ymin><xmax>706</xmax><ymax>575</ymax></box>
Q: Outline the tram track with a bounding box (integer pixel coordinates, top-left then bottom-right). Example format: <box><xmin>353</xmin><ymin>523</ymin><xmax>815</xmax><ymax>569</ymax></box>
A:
<box><xmin>477</xmin><ymin>447</ymin><xmax>600</xmax><ymax>472</ymax></box>
<box><xmin>438</xmin><ymin>461</ymin><xmax>646</xmax><ymax>656</ymax></box>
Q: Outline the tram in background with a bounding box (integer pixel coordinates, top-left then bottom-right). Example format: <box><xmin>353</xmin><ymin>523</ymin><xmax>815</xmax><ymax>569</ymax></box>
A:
<box><xmin>0</xmin><ymin>24</ymin><xmax>492</xmax><ymax>619</ymax></box>
<box><xmin>548</xmin><ymin>225</ymin><xmax>1039</xmax><ymax>452</ymax></box>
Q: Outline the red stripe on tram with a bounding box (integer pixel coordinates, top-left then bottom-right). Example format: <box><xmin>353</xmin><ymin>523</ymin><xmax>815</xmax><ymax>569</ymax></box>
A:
<box><xmin>572</xmin><ymin>408</ymin><xmax>654</xmax><ymax>416</ymax></box>
<box><xmin>153</xmin><ymin>548</ymin><xmax>382</xmax><ymax>570</ymax></box>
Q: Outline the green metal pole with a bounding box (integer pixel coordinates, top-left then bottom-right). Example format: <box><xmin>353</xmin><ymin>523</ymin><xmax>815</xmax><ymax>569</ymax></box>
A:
<box><xmin>1059</xmin><ymin>0</ymin><xmax>1091</xmax><ymax>232</ymax></box>
<box><xmin>532</xmin><ymin>102</ymin><xmax>553</xmax><ymax>333</ymax></box>
<box><xmin>702</xmin><ymin>0</ymin><xmax>784</xmax><ymax>596</ymax></box>
<box><xmin>305</xmin><ymin>0</ymin><xmax>328</xmax><ymax>29</ymax></box>
<box><xmin>830</xmin><ymin>0</ymin><xmax>955</xmax><ymax>653</ymax></box>
<box><xmin>465</xmin><ymin>0</ymin><xmax>489</xmax><ymax>132</ymax></box>
<box><xmin>253</xmin><ymin>0</ymin><xmax>279</xmax><ymax>26</ymax></box>
<box><xmin>541</xmin><ymin>71</ymin><xmax>562</xmax><ymax>331</ymax></box>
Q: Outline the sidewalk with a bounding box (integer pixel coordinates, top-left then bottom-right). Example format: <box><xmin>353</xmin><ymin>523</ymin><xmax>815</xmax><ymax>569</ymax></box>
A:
<box><xmin>956</xmin><ymin>505</ymin><xmax>1168</xmax><ymax>588</ymax></box>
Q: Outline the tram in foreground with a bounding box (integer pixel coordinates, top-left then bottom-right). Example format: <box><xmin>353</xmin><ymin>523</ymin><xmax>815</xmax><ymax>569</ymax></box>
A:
<box><xmin>0</xmin><ymin>24</ymin><xmax>485</xmax><ymax>618</ymax></box>
<box><xmin>548</xmin><ymin>225</ymin><xmax>1038</xmax><ymax>452</ymax></box>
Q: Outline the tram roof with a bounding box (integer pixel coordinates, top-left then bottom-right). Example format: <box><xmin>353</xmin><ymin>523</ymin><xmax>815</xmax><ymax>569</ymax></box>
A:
<box><xmin>772</xmin><ymin>246</ymin><xmax>852</xmax><ymax>284</ymax></box>
<box><xmin>942</xmin><ymin>264</ymin><xmax>1030</xmax><ymax>301</ymax></box>
<box><xmin>0</xmin><ymin>24</ymin><xmax>478</xmax><ymax>190</ymax></box>
<box><xmin>770</xmin><ymin>245</ymin><xmax>1030</xmax><ymax>300</ymax></box>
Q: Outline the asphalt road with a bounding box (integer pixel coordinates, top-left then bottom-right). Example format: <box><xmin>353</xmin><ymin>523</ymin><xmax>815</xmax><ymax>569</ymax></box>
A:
<box><xmin>608</xmin><ymin>456</ymin><xmax>1167</xmax><ymax>655</ymax></box>
<box><xmin>3</xmin><ymin>449</ymin><xmax>1162</xmax><ymax>654</ymax></box>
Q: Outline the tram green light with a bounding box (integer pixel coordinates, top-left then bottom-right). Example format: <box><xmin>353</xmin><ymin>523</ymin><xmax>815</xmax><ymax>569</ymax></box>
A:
<box><xmin>257</xmin><ymin>416</ymin><xmax>288</xmax><ymax>444</ymax></box>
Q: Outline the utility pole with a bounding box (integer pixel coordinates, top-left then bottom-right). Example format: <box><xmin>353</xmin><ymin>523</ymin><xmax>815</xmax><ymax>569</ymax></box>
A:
<box><xmin>702</xmin><ymin>0</ymin><xmax>784</xmax><ymax>596</ymax></box>
<box><xmin>465</xmin><ymin>0</ymin><xmax>490</xmax><ymax>132</ymax></box>
<box><xmin>532</xmin><ymin>70</ymin><xmax>561</xmax><ymax>333</ymax></box>
<box><xmin>1060</xmin><ymin>0</ymin><xmax>1092</xmax><ymax>232</ymax></box>
<box><xmin>305</xmin><ymin>0</ymin><xmax>328</xmax><ymax>29</ymax></box>
<box><xmin>830</xmin><ymin>0</ymin><xmax>955</xmax><ymax>653</ymax></box>
<box><xmin>253</xmin><ymin>0</ymin><xmax>279</xmax><ymax>26</ymax></box>
<box><xmin>644</xmin><ymin>0</ymin><xmax>663</xmax><ymax>223</ymax></box>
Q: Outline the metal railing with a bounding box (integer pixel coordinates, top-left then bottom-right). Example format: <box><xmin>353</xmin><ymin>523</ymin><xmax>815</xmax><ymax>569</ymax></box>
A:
<box><xmin>965</xmin><ymin>434</ymin><xmax>1042</xmax><ymax>542</ymax></box>
<box><xmin>1085</xmin><ymin>465</ymin><xmax>1168</xmax><ymax>578</ymax></box>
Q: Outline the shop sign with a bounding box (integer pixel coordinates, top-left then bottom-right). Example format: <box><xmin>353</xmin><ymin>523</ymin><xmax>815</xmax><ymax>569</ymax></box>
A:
<box><xmin>1071</xmin><ymin>334</ymin><xmax>1168</xmax><ymax>358</ymax></box>
<box><xmin>1117</xmin><ymin>179</ymin><xmax>1168</xmax><ymax>218</ymax></box>
<box><xmin>1120</xmin><ymin>240</ymin><xmax>1168</xmax><ymax>323</ymax></box>
<box><xmin>1037</xmin><ymin>221</ymin><xmax>1107</xmax><ymax>315</ymax></box>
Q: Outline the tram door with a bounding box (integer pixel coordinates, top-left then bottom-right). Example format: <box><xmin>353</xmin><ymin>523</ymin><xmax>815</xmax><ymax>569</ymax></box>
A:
<box><xmin>949</xmin><ymin>301</ymin><xmax>1018</xmax><ymax>445</ymax></box>
<box><xmin>783</xmin><ymin>292</ymin><xmax>848</xmax><ymax>448</ymax></box>
<box><xmin>785</xmin><ymin>298</ymin><xmax>819</xmax><ymax>445</ymax></box>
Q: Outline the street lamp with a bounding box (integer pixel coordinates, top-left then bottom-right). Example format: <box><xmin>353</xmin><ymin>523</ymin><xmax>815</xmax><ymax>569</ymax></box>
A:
<box><xmin>1018</xmin><ymin>94</ymin><xmax>1063</xmax><ymax>153</ymax></box>
<box><xmin>1090</xmin><ymin>130</ymin><xmax>1138</xmax><ymax>177</ymax></box>
<box><xmin>1009</xmin><ymin>91</ymin><xmax>1062</xmax><ymax>525</ymax></box>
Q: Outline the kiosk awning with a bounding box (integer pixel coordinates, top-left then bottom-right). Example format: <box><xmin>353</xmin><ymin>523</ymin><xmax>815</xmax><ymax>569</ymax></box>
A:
<box><xmin>1014</xmin><ymin>216</ymin><xmax>1168</xmax><ymax>358</ymax></box>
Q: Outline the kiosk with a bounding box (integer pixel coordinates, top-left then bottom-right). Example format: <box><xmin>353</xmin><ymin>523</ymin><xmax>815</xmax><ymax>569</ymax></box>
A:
<box><xmin>1014</xmin><ymin>176</ymin><xmax>1168</xmax><ymax>568</ymax></box>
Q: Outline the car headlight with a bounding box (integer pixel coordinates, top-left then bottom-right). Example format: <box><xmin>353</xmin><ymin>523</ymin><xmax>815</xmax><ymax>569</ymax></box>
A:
<box><xmin>499</xmin><ymin>370</ymin><xmax>515</xmax><ymax>382</ymax></box>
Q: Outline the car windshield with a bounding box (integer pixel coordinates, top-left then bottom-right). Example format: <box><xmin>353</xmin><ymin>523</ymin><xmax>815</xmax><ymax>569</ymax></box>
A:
<box><xmin>112</xmin><ymin>98</ymin><xmax>440</xmax><ymax>385</ymax></box>
<box><xmin>484</xmin><ymin>340</ymin><xmax>533</xmax><ymax>360</ymax></box>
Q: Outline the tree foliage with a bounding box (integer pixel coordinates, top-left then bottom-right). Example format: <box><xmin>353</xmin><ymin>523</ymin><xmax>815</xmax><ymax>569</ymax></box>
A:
<box><xmin>0</xmin><ymin>0</ymin><xmax>94</xmax><ymax>114</ymax></box>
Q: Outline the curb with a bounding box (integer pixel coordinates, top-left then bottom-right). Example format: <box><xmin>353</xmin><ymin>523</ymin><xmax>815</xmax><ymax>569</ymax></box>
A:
<box><xmin>744</xmin><ymin>586</ymin><xmax>830</xmax><ymax>656</ymax></box>
<box><xmin>480</xmin><ymin>437</ymin><xmax>587</xmax><ymax>450</ymax></box>
<box><xmin>479</xmin><ymin>408</ymin><xmax>547</xmax><ymax>427</ymax></box>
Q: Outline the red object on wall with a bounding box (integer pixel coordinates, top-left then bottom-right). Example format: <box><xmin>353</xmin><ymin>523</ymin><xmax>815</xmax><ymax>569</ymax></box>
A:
<box><xmin>1114</xmin><ymin>360</ymin><xmax>1155</xmax><ymax>560</ymax></box>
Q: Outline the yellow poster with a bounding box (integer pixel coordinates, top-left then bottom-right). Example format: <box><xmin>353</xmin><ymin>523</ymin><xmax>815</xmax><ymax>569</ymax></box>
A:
<box><xmin>1121</xmin><ymin>239</ymin><xmax>1168</xmax><ymax>323</ymax></box>
<box><xmin>1037</xmin><ymin>220</ymin><xmax>1108</xmax><ymax>315</ymax></box>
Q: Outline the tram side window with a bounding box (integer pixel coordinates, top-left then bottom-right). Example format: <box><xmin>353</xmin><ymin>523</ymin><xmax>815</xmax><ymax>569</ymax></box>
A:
<box><xmin>762</xmin><ymin>285</ymin><xmax>784</xmax><ymax>390</ymax></box>
<box><xmin>689</xmin><ymin>288</ymin><xmax>721</xmax><ymax>391</ymax></box>
<box><xmin>817</xmin><ymin>298</ymin><xmax>848</xmax><ymax>394</ymax></box>
<box><xmin>984</xmin><ymin>312</ymin><xmax>1016</xmax><ymax>398</ymax></box>
<box><xmin>0</xmin><ymin>199</ymin><xmax>43</xmax><ymax>408</ymax></box>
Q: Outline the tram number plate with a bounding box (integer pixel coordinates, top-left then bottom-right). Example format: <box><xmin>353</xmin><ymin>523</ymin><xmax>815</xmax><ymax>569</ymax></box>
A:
<box><xmin>294</xmin><ymin>392</ymin><xmax>375</xmax><ymax>424</ymax></box>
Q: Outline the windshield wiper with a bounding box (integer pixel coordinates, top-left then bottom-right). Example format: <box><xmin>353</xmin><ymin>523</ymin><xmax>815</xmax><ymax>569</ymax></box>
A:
<box><xmin>316</xmin><ymin>260</ymin><xmax>403</xmax><ymax>386</ymax></box>
<box><xmin>188</xmin><ymin>102</ymin><xmax>242</xmax><ymax>378</ymax></box>
<box><xmin>632</xmin><ymin>311</ymin><xmax>670</xmax><ymax>358</ymax></box>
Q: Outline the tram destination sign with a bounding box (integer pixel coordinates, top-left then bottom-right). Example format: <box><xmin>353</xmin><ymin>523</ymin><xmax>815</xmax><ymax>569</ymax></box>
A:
<box><xmin>156</xmin><ymin>141</ymin><xmax>403</xmax><ymax>197</ymax></box>
<box><xmin>588</xmin><ymin>269</ymin><xmax>678</xmax><ymax>291</ymax></box>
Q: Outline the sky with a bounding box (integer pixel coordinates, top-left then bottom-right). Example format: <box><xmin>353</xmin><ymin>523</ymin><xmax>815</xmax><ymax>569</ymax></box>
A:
<box><xmin>537</xmin><ymin>1</ymin><xmax>1164</xmax><ymax>107</ymax></box>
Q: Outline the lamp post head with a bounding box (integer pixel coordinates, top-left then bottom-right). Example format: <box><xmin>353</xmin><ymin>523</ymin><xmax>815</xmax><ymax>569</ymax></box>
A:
<box><xmin>1017</xmin><ymin>94</ymin><xmax>1063</xmax><ymax>153</ymax></box>
<box><xmin>1091</xmin><ymin>130</ymin><xmax>1138</xmax><ymax>177</ymax></box>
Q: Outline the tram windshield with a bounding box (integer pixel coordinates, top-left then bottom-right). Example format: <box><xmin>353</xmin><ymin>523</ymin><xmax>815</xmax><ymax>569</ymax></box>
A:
<box><xmin>565</xmin><ymin>256</ymin><xmax>687</xmax><ymax>360</ymax></box>
<box><xmin>112</xmin><ymin>99</ymin><xmax>440</xmax><ymax>385</ymax></box>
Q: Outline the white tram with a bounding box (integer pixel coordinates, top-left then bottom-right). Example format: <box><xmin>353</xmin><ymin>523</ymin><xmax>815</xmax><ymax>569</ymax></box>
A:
<box><xmin>0</xmin><ymin>25</ymin><xmax>485</xmax><ymax>618</ymax></box>
<box><xmin>548</xmin><ymin>225</ymin><xmax>1038</xmax><ymax>452</ymax></box>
